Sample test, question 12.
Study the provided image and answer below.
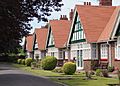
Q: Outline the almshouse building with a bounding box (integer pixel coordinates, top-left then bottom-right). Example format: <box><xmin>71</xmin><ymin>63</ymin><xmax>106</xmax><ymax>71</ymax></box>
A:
<box><xmin>46</xmin><ymin>17</ymin><xmax>71</xmax><ymax>66</ymax></box>
<box><xmin>24</xmin><ymin>0</ymin><xmax>120</xmax><ymax>70</ymax></box>
<box><xmin>67</xmin><ymin>4</ymin><xmax>120</xmax><ymax>70</ymax></box>
<box><xmin>33</xmin><ymin>28</ymin><xmax>48</xmax><ymax>59</ymax></box>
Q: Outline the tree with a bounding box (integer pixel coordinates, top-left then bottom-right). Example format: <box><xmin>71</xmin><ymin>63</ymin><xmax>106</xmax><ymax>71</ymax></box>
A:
<box><xmin>0</xmin><ymin>0</ymin><xmax>63</xmax><ymax>54</ymax></box>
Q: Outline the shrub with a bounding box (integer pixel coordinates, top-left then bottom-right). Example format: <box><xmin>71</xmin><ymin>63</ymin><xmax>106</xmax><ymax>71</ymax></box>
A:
<box><xmin>62</xmin><ymin>62</ymin><xmax>76</xmax><ymax>75</ymax></box>
<box><xmin>21</xmin><ymin>59</ymin><xmax>25</xmax><ymax>65</ymax></box>
<box><xmin>108</xmin><ymin>66</ymin><xmax>114</xmax><ymax>72</ymax></box>
<box><xmin>102</xmin><ymin>70</ymin><xmax>109</xmax><ymax>77</ymax></box>
<box><xmin>96</xmin><ymin>69</ymin><xmax>102</xmax><ymax>76</ymax></box>
<box><xmin>25</xmin><ymin>58</ymin><xmax>33</xmax><ymax>66</ymax></box>
<box><xmin>17</xmin><ymin>59</ymin><xmax>22</xmax><ymax>64</ymax></box>
<box><xmin>31</xmin><ymin>61</ymin><xmax>37</xmax><ymax>69</ymax></box>
<box><xmin>52</xmin><ymin>67</ymin><xmax>63</xmax><ymax>73</ymax></box>
<box><xmin>41</xmin><ymin>56</ymin><xmax>57</xmax><ymax>70</ymax></box>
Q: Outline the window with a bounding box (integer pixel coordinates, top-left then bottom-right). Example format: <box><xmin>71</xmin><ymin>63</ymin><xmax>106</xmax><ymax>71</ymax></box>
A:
<box><xmin>100</xmin><ymin>44</ymin><xmax>108</xmax><ymax>59</ymax></box>
<box><xmin>91</xmin><ymin>44</ymin><xmax>97</xmax><ymax>59</ymax></box>
<box><xmin>59</xmin><ymin>50</ymin><xmax>65</xmax><ymax>59</ymax></box>
<box><xmin>79</xmin><ymin>43</ymin><xmax>91</xmax><ymax>59</ymax></box>
<box><xmin>51</xmin><ymin>52</ymin><xmax>54</xmax><ymax>57</ymax></box>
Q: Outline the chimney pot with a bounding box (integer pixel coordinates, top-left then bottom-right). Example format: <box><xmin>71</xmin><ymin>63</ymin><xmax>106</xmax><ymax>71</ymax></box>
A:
<box><xmin>69</xmin><ymin>9</ymin><xmax>74</xmax><ymax>20</ymax></box>
<box><xmin>87</xmin><ymin>2</ymin><xmax>89</xmax><ymax>5</ymax></box>
<box><xmin>89</xmin><ymin>2</ymin><xmax>91</xmax><ymax>5</ymax></box>
<box><xmin>84</xmin><ymin>2</ymin><xmax>86</xmax><ymax>5</ymax></box>
<box><xmin>60</xmin><ymin>15</ymin><xmax>62</xmax><ymax>20</ymax></box>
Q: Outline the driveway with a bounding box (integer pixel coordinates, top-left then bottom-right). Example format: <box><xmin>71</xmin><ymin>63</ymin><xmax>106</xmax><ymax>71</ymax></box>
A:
<box><xmin>0</xmin><ymin>63</ymin><xmax>63</xmax><ymax>86</ymax></box>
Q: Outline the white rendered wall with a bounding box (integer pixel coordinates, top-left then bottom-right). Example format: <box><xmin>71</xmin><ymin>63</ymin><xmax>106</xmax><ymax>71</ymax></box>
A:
<box><xmin>70</xmin><ymin>42</ymin><xmax>91</xmax><ymax>60</ymax></box>
<box><xmin>46</xmin><ymin>47</ymin><xmax>59</xmax><ymax>59</ymax></box>
<box><xmin>34</xmin><ymin>49</ymin><xmax>41</xmax><ymax>59</ymax></box>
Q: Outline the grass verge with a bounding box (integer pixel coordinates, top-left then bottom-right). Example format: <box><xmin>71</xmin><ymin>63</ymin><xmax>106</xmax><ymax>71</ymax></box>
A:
<box><xmin>12</xmin><ymin>64</ymin><xmax>119</xmax><ymax>86</ymax></box>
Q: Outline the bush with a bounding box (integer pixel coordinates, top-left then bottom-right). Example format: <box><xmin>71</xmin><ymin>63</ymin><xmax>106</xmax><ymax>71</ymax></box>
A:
<box><xmin>108</xmin><ymin>66</ymin><xmax>114</xmax><ymax>72</ymax></box>
<box><xmin>17</xmin><ymin>59</ymin><xmax>22</xmax><ymax>64</ymax></box>
<box><xmin>31</xmin><ymin>61</ymin><xmax>37</xmax><ymax>69</ymax></box>
<box><xmin>25</xmin><ymin>58</ymin><xmax>33</xmax><ymax>66</ymax></box>
<box><xmin>102</xmin><ymin>70</ymin><xmax>109</xmax><ymax>77</ymax></box>
<box><xmin>21</xmin><ymin>59</ymin><xmax>25</xmax><ymax>65</ymax></box>
<box><xmin>41</xmin><ymin>56</ymin><xmax>57</xmax><ymax>70</ymax></box>
<box><xmin>52</xmin><ymin>67</ymin><xmax>63</xmax><ymax>73</ymax></box>
<box><xmin>62</xmin><ymin>62</ymin><xmax>76</xmax><ymax>75</ymax></box>
<box><xmin>96</xmin><ymin>69</ymin><xmax>102</xmax><ymax>76</ymax></box>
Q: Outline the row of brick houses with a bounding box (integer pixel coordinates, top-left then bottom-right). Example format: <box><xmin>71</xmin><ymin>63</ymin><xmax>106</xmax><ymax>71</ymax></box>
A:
<box><xmin>24</xmin><ymin>0</ymin><xmax>120</xmax><ymax>70</ymax></box>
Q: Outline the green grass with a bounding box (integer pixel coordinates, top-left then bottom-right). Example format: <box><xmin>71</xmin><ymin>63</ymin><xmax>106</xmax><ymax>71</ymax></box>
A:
<box><xmin>13</xmin><ymin>64</ymin><xmax>119</xmax><ymax>86</ymax></box>
<box><xmin>51</xmin><ymin>77</ymin><xmax>118</xmax><ymax>86</ymax></box>
<box><xmin>12</xmin><ymin>64</ymin><xmax>61</xmax><ymax>77</ymax></box>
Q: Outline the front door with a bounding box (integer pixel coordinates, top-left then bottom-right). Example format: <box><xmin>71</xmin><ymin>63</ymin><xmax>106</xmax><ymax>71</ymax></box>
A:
<box><xmin>76</xmin><ymin>50</ymin><xmax>83</xmax><ymax>70</ymax></box>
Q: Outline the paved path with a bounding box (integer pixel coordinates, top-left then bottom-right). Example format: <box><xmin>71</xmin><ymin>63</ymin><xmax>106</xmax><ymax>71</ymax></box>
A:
<box><xmin>0</xmin><ymin>63</ymin><xmax>63</xmax><ymax>86</ymax></box>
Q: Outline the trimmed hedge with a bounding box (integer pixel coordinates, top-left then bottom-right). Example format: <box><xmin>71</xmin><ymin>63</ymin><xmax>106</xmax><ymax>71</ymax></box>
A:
<box><xmin>25</xmin><ymin>58</ymin><xmax>33</xmax><ymax>66</ymax></box>
<box><xmin>41</xmin><ymin>56</ymin><xmax>57</xmax><ymax>70</ymax></box>
<box><xmin>21</xmin><ymin>59</ymin><xmax>25</xmax><ymax>65</ymax></box>
<box><xmin>63</xmin><ymin>62</ymin><xmax>76</xmax><ymax>75</ymax></box>
<box><xmin>17</xmin><ymin>59</ymin><xmax>22</xmax><ymax>64</ymax></box>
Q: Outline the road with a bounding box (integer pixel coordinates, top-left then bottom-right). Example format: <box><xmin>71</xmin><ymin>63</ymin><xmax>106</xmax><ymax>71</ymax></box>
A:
<box><xmin>0</xmin><ymin>63</ymin><xmax>63</xmax><ymax>86</ymax></box>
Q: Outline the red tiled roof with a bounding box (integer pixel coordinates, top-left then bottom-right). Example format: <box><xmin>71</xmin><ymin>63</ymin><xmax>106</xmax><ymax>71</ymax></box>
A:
<box><xmin>98</xmin><ymin>6</ymin><xmax>120</xmax><ymax>42</ymax></box>
<box><xmin>26</xmin><ymin>34</ymin><xmax>33</xmax><ymax>52</ymax></box>
<box><xmin>35</xmin><ymin>28</ymin><xmax>48</xmax><ymax>50</ymax></box>
<box><xmin>49</xmin><ymin>20</ymin><xmax>71</xmax><ymax>48</ymax></box>
<box><xmin>76</xmin><ymin>5</ymin><xmax>117</xmax><ymax>43</ymax></box>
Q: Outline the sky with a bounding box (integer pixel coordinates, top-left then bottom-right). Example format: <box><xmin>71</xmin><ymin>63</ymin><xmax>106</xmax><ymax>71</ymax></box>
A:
<box><xmin>21</xmin><ymin>0</ymin><xmax>120</xmax><ymax>45</ymax></box>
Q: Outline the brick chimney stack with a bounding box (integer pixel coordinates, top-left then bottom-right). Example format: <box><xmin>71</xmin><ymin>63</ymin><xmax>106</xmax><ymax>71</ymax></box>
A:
<box><xmin>99</xmin><ymin>0</ymin><xmax>112</xmax><ymax>6</ymax></box>
<box><xmin>84</xmin><ymin>2</ymin><xmax>91</xmax><ymax>6</ymax></box>
<box><xmin>69</xmin><ymin>9</ymin><xmax>74</xmax><ymax>21</ymax></box>
<box><xmin>60</xmin><ymin>15</ymin><xmax>68</xmax><ymax>20</ymax></box>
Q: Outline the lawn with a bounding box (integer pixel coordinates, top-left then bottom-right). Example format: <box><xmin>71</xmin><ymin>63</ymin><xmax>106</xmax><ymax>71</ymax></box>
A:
<box><xmin>51</xmin><ymin>76</ymin><xmax>118</xmax><ymax>86</ymax></box>
<box><xmin>13</xmin><ymin>64</ymin><xmax>119</xmax><ymax>86</ymax></box>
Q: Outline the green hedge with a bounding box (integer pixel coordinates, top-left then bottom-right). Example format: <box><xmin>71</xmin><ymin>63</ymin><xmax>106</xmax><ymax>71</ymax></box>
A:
<box><xmin>17</xmin><ymin>59</ymin><xmax>22</xmax><ymax>64</ymax></box>
<box><xmin>25</xmin><ymin>58</ymin><xmax>33</xmax><ymax>66</ymax></box>
<box><xmin>41</xmin><ymin>56</ymin><xmax>57</xmax><ymax>70</ymax></box>
<box><xmin>21</xmin><ymin>59</ymin><xmax>25</xmax><ymax>65</ymax></box>
<box><xmin>63</xmin><ymin>62</ymin><xmax>76</xmax><ymax>75</ymax></box>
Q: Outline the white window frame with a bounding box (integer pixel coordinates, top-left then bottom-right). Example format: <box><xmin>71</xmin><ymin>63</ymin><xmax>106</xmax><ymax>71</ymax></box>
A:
<box><xmin>91</xmin><ymin>44</ymin><xmax>97</xmax><ymax>60</ymax></box>
<box><xmin>100</xmin><ymin>43</ymin><xmax>108</xmax><ymax>59</ymax></box>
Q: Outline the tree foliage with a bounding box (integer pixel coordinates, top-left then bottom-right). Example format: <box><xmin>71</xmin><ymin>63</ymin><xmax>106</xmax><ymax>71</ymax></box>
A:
<box><xmin>0</xmin><ymin>0</ymin><xmax>63</xmax><ymax>54</ymax></box>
